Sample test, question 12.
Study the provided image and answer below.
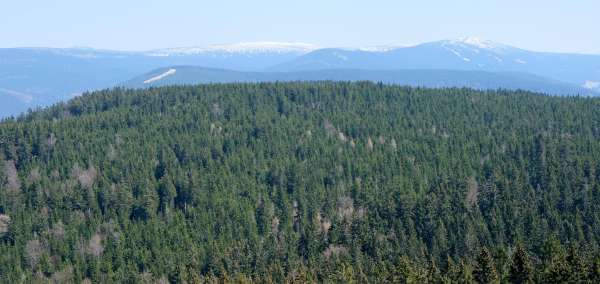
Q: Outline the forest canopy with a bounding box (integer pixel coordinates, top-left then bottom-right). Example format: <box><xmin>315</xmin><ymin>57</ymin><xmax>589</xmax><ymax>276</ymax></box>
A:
<box><xmin>0</xmin><ymin>82</ymin><xmax>599</xmax><ymax>283</ymax></box>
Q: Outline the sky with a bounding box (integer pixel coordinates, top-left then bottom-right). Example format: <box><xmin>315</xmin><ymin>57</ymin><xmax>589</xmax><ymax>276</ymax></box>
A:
<box><xmin>1</xmin><ymin>0</ymin><xmax>599</xmax><ymax>54</ymax></box>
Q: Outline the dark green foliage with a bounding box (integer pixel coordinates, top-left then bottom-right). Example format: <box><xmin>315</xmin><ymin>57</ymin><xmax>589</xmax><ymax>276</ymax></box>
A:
<box><xmin>508</xmin><ymin>243</ymin><xmax>533</xmax><ymax>284</ymax></box>
<box><xmin>474</xmin><ymin>247</ymin><xmax>499</xmax><ymax>284</ymax></box>
<box><xmin>0</xmin><ymin>82</ymin><xmax>599</xmax><ymax>282</ymax></box>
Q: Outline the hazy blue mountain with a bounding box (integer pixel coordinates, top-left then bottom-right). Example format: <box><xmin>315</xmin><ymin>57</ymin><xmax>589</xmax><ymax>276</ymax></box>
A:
<box><xmin>0</xmin><ymin>48</ymin><xmax>154</xmax><ymax>117</ymax></box>
<box><xmin>2</xmin><ymin>38</ymin><xmax>600</xmax><ymax>118</ymax></box>
<box><xmin>123</xmin><ymin>66</ymin><xmax>592</xmax><ymax>96</ymax></box>
<box><xmin>270</xmin><ymin>37</ymin><xmax>600</xmax><ymax>89</ymax></box>
<box><xmin>0</xmin><ymin>43</ymin><xmax>314</xmax><ymax>117</ymax></box>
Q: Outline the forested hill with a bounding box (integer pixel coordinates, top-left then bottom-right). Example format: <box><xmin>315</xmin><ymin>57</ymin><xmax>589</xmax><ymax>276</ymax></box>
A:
<box><xmin>1</xmin><ymin>82</ymin><xmax>599</xmax><ymax>283</ymax></box>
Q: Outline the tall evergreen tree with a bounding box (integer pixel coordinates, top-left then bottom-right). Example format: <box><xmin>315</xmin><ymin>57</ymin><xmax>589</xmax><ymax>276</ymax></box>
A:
<box><xmin>474</xmin><ymin>247</ymin><xmax>499</xmax><ymax>284</ymax></box>
<box><xmin>508</xmin><ymin>243</ymin><xmax>533</xmax><ymax>284</ymax></box>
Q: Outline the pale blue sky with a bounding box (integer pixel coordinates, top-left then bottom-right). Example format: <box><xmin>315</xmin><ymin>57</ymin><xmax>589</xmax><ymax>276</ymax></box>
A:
<box><xmin>1</xmin><ymin>0</ymin><xmax>598</xmax><ymax>54</ymax></box>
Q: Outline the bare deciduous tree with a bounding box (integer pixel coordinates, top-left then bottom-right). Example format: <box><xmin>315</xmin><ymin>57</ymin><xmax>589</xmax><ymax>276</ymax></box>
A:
<box><xmin>3</xmin><ymin>160</ymin><xmax>21</xmax><ymax>194</ymax></box>
<box><xmin>337</xmin><ymin>196</ymin><xmax>355</xmax><ymax>220</ymax></box>
<box><xmin>211</xmin><ymin>103</ymin><xmax>222</xmax><ymax>117</ymax></box>
<box><xmin>25</xmin><ymin>239</ymin><xmax>44</xmax><ymax>268</ymax></box>
<box><xmin>323</xmin><ymin>245</ymin><xmax>349</xmax><ymax>258</ymax></box>
<box><xmin>51</xmin><ymin>265</ymin><xmax>74</xmax><ymax>283</ymax></box>
<box><xmin>0</xmin><ymin>214</ymin><xmax>10</xmax><ymax>236</ymax></box>
<box><xmin>51</xmin><ymin>222</ymin><xmax>66</xmax><ymax>240</ymax></box>
<box><xmin>316</xmin><ymin>212</ymin><xmax>332</xmax><ymax>235</ymax></box>
<box><xmin>323</xmin><ymin>120</ymin><xmax>337</xmax><ymax>137</ymax></box>
<box><xmin>271</xmin><ymin>217</ymin><xmax>280</xmax><ymax>235</ymax></box>
<box><xmin>466</xmin><ymin>176</ymin><xmax>479</xmax><ymax>209</ymax></box>
<box><xmin>390</xmin><ymin>138</ymin><xmax>398</xmax><ymax>150</ymax></box>
<box><xmin>28</xmin><ymin>168</ymin><xmax>41</xmax><ymax>183</ymax></box>
<box><xmin>87</xmin><ymin>234</ymin><xmax>104</xmax><ymax>257</ymax></box>
<box><xmin>107</xmin><ymin>144</ymin><xmax>117</xmax><ymax>161</ymax></box>
<box><xmin>338</xmin><ymin>132</ymin><xmax>348</xmax><ymax>142</ymax></box>
<box><xmin>366</xmin><ymin>137</ymin><xmax>374</xmax><ymax>151</ymax></box>
<box><xmin>72</xmin><ymin>164</ymin><xmax>97</xmax><ymax>188</ymax></box>
<box><xmin>210</xmin><ymin>123</ymin><xmax>223</xmax><ymax>134</ymax></box>
<box><xmin>47</xmin><ymin>133</ymin><xmax>57</xmax><ymax>147</ymax></box>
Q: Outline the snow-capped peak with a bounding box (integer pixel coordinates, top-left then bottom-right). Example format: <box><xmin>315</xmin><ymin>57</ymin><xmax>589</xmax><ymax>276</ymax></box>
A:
<box><xmin>458</xmin><ymin>37</ymin><xmax>497</xmax><ymax>49</ymax></box>
<box><xmin>356</xmin><ymin>45</ymin><xmax>404</xmax><ymax>52</ymax></box>
<box><xmin>147</xmin><ymin>42</ymin><xmax>318</xmax><ymax>56</ymax></box>
<box><xmin>583</xmin><ymin>80</ymin><xmax>600</xmax><ymax>90</ymax></box>
<box><xmin>442</xmin><ymin>37</ymin><xmax>506</xmax><ymax>51</ymax></box>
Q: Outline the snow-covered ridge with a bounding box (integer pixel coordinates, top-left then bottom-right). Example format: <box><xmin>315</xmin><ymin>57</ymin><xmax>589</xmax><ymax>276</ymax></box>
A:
<box><xmin>147</xmin><ymin>42</ymin><xmax>318</xmax><ymax>56</ymax></box>
<box><xmin>442</xmin><ymin>36</ymin><xmax>507</xmax><ymax>51</ymax></box>
<box><xmin>583</xmin><ymin>80</ymin><xmax>600</xmax><ymax>90</ymax></box>
<box><xmin>11</xmin><ymin>39</ymin><xmax>520</xmax><ymax>58</ymax></box>
<box><xmin>144</xmin><ymin>69</ymin><xmax>177</xmax><ymax>84</ymax></box>
<box><xmin>356</xmin><ymin>45</ymin><xmax>405</xmax><ymax>52</ymax></box>
<box><xmin>16</xmin><ymin>47</ymin><xmax>135</xmax><ymax>59</ymax></box>
<box><xmin>458</xmin><ymin>36</ymin><xmax>497</xmax><ymax>49</ymax></box>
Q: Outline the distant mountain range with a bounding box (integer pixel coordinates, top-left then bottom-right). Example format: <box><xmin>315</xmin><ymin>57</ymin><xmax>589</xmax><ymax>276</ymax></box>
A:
<box><xmin>124</xmin><ymin>66</ymin><xmax>590</xmax><ymax>96</ymax></box>
<box><xmin>1</xmin><ymin>38</ymin><xmax>599</xmax><ymax>118</ymax></box>
<box><xmin>0</xmin><ymin>43</ymin><xmax>313</xmax><ymax>117</ymax></box>
<box><xmin>269</xmin><ymin>38</ymin><xmax>600</xmax><ymax>87</ymax></box>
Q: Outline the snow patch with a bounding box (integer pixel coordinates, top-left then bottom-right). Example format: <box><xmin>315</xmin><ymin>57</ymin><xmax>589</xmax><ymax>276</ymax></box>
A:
<box><xmin>443</xmin><ymin>37</ymin><xmax>509</xmax><ymax>53</ymax></box>
<box><xmin>333</xmin><ymin>52</ymin><xmax>348</xmax><ymax>61</ymax></box>
<box><xmin>442</xmin><ymin>45</ymin><xmax>471</xmax><ymax>62</ymax></box>
<box><xmin>583</xmin><ymin>80</ymin><xmax>600</xmax><ymax>90</ymax></box>
<box><xmin>147</xmin><ymin>42</ymin><xmax>318</xmax><ymax>56</ymax></box>
<box><xmin>144</xmin><ymin>69</ymin><xmax>176</xmax><ymax>84</ymax></box>
<box><xmin>515</xmin><ymin>59</ymin><xmax>527</xmax><ymax>64</ymax></box>
<box><xmin>460</xmin><ymin>36</ymin><xmax>494</xmax><ymax>48</ymax></box>
<box><xmin>457</xmin><ymin>36</ymin><xmax>498</xmax><ymax>49</ymax></box>
<box><xmin>357</xmin><ymin>45</ymin><xmax>403</xmax><ymax>52</ymax></box>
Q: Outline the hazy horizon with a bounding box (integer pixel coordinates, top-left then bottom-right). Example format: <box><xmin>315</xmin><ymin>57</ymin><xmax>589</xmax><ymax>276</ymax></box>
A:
<box><xmin>3</xmin><ymin>37</ymin><xmax>600</xmax><ymax>56</ymax></box>
<box><xmin>1</xmin><ymin>0</ymin><xmax>599</xmax><ymax>54</ymax></box>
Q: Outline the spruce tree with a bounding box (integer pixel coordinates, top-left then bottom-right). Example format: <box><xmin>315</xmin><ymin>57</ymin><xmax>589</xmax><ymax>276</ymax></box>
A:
<box><xmin>508</xmin><ymin>243</ymin><xmax>533</xmax><ymax>284</ymax></box>
<box><xmin>474</xmin><ymin>247</ymin><xmax>499</xmax><ymax>284</ymax></box>
<box><xmin>565</xmin><ymin>243</ymin><xmax>586</xmax><ymax>283</ymax></box>
<box><xmin>545</xmin><ymin>257</ymin><xmax>570</xmax><ymax>284</ymax></box>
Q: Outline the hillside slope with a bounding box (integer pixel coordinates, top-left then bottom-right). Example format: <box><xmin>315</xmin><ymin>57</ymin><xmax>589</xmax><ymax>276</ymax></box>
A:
<box><xmin>1</xmin><ymin>82</ymin><xmax>599</xmax><ymax>282</ymax></box>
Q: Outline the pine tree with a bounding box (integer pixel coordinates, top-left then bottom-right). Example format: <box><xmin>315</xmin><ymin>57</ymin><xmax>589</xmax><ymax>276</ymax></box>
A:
<box><xmin>591</xmin><ymin>255</ymin><xmax>600</xmax><ymax>282</ymax></box>
<box><xmin>474</xmin><ymin>247</ymin><xmax>499</xmax><ymax>284</ymax></box>
<box><xmin>545</xmin><ymin>256</ymin><xmax>570</xmax><ymax>284</ymax></box>
<box><xmin>508</xmin><ymin>243</ymin><xmax>533</xmax><ymax>284</ymax></box>
<box><xmin>426</xmin><ymin>257</ymin><xmax>443</xmax><ymax>283</ymax></box>
<box><xmin>158</xmin><ymin>175</ymin><xmax>176</xmax><ymax>215</ymax></box>
<box><xmin>541</xmin><ymin>238</ymin><xmax>570</xmax><ymax>283</ymax></box>
<box><xmin>447</xmin><ymin>257</ymin><xmax>475</xmax><ymax>284</ymax></box>
<box><xmin>565</xmin><ymin>243</ymin><xmax>586</xmax><ymax>283</ymax></box>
